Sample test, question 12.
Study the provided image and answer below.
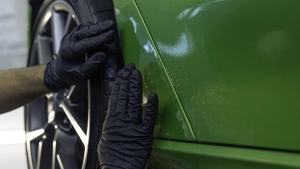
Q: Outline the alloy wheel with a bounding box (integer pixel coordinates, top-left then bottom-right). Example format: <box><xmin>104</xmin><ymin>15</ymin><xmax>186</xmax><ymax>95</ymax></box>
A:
<box><xmin>26</xmin><ymin>1</ymin><xmax>91</xmax><ymax>169</ymax></box>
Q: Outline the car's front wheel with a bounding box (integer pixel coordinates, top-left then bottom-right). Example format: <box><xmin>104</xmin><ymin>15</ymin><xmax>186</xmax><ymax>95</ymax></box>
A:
<box><xmin>25</xmin><ymin>0</ymin><xmax>122</xmax><ymax>169</ymax></box>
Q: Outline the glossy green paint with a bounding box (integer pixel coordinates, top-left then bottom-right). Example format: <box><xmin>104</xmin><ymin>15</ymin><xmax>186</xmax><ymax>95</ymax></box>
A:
<box><xmin>135</xmin><ymin>0</ymin><xmax>300</xmax><ymax>151</ymax></box>
<box><xmin>113</xmin><ymin>0</ymin><xmax>196</xmax><ymax>141</ymax></box>
<box><xmin>150</xmin><ymin>139</ymin><xmax>300</xmax><ymax>169</ymax></box>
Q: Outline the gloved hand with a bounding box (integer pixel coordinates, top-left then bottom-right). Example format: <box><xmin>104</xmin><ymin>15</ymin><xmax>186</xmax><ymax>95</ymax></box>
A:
<box><xmin>98</xmin><ymin>63</ymin><xmax>159</xmax><ymax>169</ymax></box>
<box><xmin>44</xmin><ymin>20</ymin><xmax>116</xmax><ymax>92</ymax></box>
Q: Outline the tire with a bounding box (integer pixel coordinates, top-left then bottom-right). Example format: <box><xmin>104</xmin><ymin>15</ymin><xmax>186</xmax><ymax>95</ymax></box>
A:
<box><xmin>26</xmin><ymin>0</ymin><xmax>123</xmax><ymax>169</ymax></box>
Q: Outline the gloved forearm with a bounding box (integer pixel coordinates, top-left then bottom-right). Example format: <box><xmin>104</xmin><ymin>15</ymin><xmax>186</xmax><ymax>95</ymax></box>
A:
<box><xmin>0</xmin><ymin>65</ymin><xmax>50</xmax><ymax>114</ymax></box>
<box><xmin>0</xmin><ymin>20</ymin><xmax>115</xmax><ymax>114</ymax></box>
<box><xmin>44</xmin><ymin>21</ymin><xmax>115</xmax><ymax>92</ymax></box>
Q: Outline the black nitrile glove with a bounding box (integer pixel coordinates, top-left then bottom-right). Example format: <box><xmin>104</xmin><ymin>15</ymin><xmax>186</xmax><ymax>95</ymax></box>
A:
<box><xmin>98</xmin><ymin>63</ymin><xmax>159</xmax><ymax>169</ymax></box>
<box><xmin>44</xmin><ymin>20</ymin><xmax>116</xmax><ymax>92</ymax></box>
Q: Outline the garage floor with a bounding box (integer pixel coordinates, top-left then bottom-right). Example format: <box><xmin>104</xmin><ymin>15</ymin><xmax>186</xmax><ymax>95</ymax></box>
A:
<box><xmin>0</xmin><ymin>108</ymin><xmax>27</xmax><ymax>169</ymax></box>
<box><xmin>0</xmin><ymin>0</ymin><xmax>28</xmax><ymax>169</ymax></box>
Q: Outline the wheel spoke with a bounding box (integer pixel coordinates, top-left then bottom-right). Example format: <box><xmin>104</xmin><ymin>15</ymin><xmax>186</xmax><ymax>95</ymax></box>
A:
<box><xmin>35</xmin><ymin>125</ymin><xmax>55</xmax><ymax>169</ymax></box>
<box><xmin>58</xmin><ymin>152</ymin><xmax>78</xmax><ymax>169</ymax></box>
<box><xmin>56</xmin><ymin>154</ymin><xmax>64</xmax><ymax>169</ymax></box>
<box><xmin>29</xmin><ymin>142</ymin><xmax>38</xmax><ymax>169</ymax></box>
<box><xmin>38</xmin><ymin>139</ymin><xmax>53</xmax><ymax>169</ymax></box>
<box><xmin>46</xmin><ymin>93</ymin><xmax>54</xmax><ymax>118</ymax></box>
<box><xmin>66</xmin><ymin>86</ymin><xmax>75</xmax><ymax>100</ymax></box>
<box><xmin>29</xmin><ymin>41</ymin><xmax>38</xmax><ymax>65</ymax></box>
<box><xmin>37</xmin><ymin>35</ymin><xmax>53</xmax><ymax>64</ymax></box>
<box><xmin>36</xmin><ymin>141</ymin><xmax>43</xmax><ymax>169</ymax></box>
<box><xmin>51</xmin><ymin>9</ymin><xmax>66</xmax><ymax>56</ymax></box>
<box><xmin>27</xmin><ymin>128</ymin><xmax>45</xmax><ymax>141</ymax></box>
<box><xmin>60</xmin><ymin>102</ymin><xmax>87</xmax><ymax>144</ymax></box>
<box><xmin>27</xmin><ymin>97</ymin><xmax>48</xmax><ymax>131</ymax></box>
<box><xmin>36</xmin><ymin>129</ymin><xmax>53</xmax><ymax>169</ymax></box>
<box><xmin>69</xmin><ymin>104</ymin><xmax>87</xmax><ymax>133</ymax></box>
<box><xmin>64</xmin><ymin>14</ymin><xmax>72</xmax><ymax>35</ymax></box>
<box><xmin>60</xmin><ymin>99</ymin><xmax>88</xmax><ymax>134</ymax></box>
<box><xmin>54</xmin><ymin>129</ymin><xmax>79</xmax><ymax>169</ymax></box>
<box><xmin>52</xmin><ymin>140</ymin><xmax>57</xmax><ymax>169</ymax></box>
<box><xmin>67</xmin><ymin>83</ymin><xmax>88</xmax><ymax>103</ymax></box>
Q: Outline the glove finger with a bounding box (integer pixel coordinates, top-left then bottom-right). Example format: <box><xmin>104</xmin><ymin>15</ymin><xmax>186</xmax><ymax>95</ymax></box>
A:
<box><xmin>142</xmin><ymin>93</ymin><xmax>159</xmax><ymax>131</ymax></box>
<box><xmin>127</xmin><ymin>69</ymin><xmax>143</xmax><ymax>124</ymax></box>
<box><xmin>73</xmin><ymin>30</ymin><xmax>115</xmax><ymax>57</ymax></box>
<box><xmin>70</xmin><ymin>21</ymin><xmax>94</xmax><ymax>34</ymax></box>
<box><xmin>73</xmin><ymin>20</ymin><xmax>116</xmax><ymax>40</ymax></box>
<box><xmin>108</xmin><ymin>69</ymin><xmax>123</xmax><ymax>117</ymax></box>
<box><xmin>116</xmin><ymin>63</ymin><xmax>135</xmax><ymax>116</ymax></box>
<box><xmin>79</xmin><ymin>52</ymin><xmax>107</xmax><ymax>78</ymax></box>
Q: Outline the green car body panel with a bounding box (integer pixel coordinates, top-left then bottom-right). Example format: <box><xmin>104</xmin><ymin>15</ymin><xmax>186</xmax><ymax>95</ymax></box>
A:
<box><xmin>151</xmin><ymin>140</ymin><xmax>300</xmax><ymax>169</ymax></box>
<box><xmin>113</xmin><ymin>0</ymin><xmax>196</xmax><ymax>141</ymax></box>
<box><xmin>113</xmin><ymin>0</ymin><xmax>300</xmax><ymax>168</ymax></box>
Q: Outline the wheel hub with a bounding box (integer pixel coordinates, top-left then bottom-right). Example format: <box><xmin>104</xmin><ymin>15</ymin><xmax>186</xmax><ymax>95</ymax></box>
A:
<box><xmin>47</xmin><ymin>89</ymin><xmax>73</xmax><ymax>131</ymax></box>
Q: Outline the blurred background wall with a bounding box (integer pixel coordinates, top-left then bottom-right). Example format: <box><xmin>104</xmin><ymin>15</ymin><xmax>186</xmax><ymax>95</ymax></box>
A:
<box><xmin>0</xmin><ymin>0</ymin><xmax>29</xmax><ymax>168</ymax></box>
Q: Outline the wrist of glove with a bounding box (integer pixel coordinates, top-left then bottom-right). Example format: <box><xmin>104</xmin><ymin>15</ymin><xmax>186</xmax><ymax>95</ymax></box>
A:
<box><xmin>44</xmin><ymin>20</ymin><xmax>116</xmax><ymax>92</ymax></box>
<box><xmin>98</xmin><ymin>63</ymin><xmax>159</xmax><ymax>169</ymax></box>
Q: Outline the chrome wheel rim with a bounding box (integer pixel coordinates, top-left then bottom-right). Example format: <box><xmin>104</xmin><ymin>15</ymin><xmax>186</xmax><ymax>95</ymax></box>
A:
<box><xmin>26</xmin><ymin>1</ymin><xmax>90</xmax><ymax>169</ymax></box>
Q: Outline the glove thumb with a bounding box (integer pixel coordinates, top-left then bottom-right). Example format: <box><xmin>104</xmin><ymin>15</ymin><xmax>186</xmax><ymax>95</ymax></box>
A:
<box><xmin>80</xmin><ymin>52</ymin><xmax>107</xmax><ymax>77</ymax></box>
